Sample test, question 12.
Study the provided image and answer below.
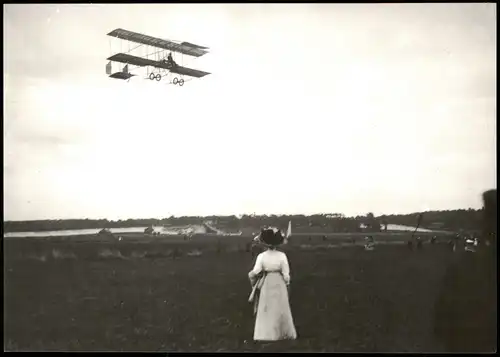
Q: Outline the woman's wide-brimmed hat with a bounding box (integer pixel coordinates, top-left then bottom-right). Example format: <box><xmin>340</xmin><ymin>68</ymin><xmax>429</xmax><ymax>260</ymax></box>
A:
<box><xmin>255</xmin><ymin>227</ymin><xmax>285</xmax><ymax>246</ymax></box>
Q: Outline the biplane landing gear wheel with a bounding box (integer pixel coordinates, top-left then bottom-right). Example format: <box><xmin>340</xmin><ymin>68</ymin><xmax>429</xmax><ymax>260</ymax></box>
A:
<box><xmin>179</xmin><ymin>78</ymin><xmax>185</xmax><ymax>86</ymax></box>
<box><xmin>149</xmin><ymin>73</ymin><xmax>155</xmax><ymax>80</ymax></box>
<box><xmin>173</xmin><ymin>77</ymin><xmax>179</xmax><ymax>85</ymax></box>
<box><xmin>155</xmin><ymin>74</ymin><xmax>162</xmax><ymax>81</ymax></box>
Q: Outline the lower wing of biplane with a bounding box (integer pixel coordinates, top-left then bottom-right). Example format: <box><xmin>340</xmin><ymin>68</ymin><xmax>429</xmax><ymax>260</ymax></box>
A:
<box><xmin>106</xmin><ymin>53</ymin><xmax>210</xmax><ymax>86</ymax></box>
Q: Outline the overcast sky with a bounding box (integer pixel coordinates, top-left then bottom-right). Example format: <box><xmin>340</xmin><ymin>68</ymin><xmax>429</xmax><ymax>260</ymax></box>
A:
<box><xmin>3</xmin><ymin>3</ymin><xmax>496</xmax><ymax>220</ymax></box>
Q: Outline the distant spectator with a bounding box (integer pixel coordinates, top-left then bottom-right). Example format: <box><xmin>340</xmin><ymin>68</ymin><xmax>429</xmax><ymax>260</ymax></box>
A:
<box><xmin>216</xmin><ymin>239</ymin><xmax>223</xmax><ymax>254</ymax></box>
<box><xmin>416</xmin><ymin>236</ymin><xmax>423</xmax><ymax>250</ymax></box>
<box><xmin>464</xmin><ymin>238</ymin><xmax>476</xmax><ymax>253</ymax></box>
<box><xmin>364</xmin><ymin>236</ymin><xmax>375</xmax><ymax>251</ymax></box>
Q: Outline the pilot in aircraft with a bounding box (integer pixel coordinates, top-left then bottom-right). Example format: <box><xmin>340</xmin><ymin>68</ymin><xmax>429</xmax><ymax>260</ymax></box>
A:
<box><xmin>167</xmin><ymin>52</ymin><xmax>177</xmax><ymax>67</ymax></box>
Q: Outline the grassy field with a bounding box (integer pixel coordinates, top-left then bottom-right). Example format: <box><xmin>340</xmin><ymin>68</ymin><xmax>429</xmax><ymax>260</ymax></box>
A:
<box><xmin>4</xmin><ymin>233</ymin><xmax>459</xmax><ymax>352</ymax></box>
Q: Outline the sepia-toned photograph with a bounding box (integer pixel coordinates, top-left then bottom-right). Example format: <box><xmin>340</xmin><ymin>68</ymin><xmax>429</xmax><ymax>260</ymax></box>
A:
<box><xmin>3</xmin><ymin>3</ymin><xmax>496</xmax><ymax>352</ymax></box>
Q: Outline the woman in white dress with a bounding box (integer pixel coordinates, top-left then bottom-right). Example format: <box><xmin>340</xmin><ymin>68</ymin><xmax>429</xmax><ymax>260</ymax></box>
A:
<box><xmin>248</xmin><ymin>227</ymin><xmax>297</xmax><ymax>341</ymax></box>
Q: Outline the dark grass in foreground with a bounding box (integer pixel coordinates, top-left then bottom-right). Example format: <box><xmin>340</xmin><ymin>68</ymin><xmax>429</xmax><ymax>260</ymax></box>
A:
<box><xmin>4</xmin><ymin>236</ymin><xmax>458</xmax><ymax>352</ymax></box>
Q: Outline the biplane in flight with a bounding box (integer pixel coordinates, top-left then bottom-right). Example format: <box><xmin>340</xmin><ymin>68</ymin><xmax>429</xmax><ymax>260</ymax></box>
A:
<box><xmin>105</xmin><ymin>28</ymin><xmax>210</xmax><ymax>86</ymax></box>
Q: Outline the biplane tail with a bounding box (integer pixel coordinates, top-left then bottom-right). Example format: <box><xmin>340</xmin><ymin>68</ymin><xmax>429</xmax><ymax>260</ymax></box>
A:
<box><xmin>107</xmin><ymin>62</ymin><xmax>136</xmax><ymax>81</ymax></box>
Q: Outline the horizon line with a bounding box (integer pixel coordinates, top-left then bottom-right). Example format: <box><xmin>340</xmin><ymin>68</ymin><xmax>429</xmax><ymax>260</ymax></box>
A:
<box><xmin>3</xmin><ymin>206</ymin><xmax>483</xmax><ymax>222</ymax></box>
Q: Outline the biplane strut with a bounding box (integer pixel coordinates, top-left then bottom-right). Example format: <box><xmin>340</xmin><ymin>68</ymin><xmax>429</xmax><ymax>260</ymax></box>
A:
<box><xmin>105</xmin><ymin>28</ymin><xmax>210</xmax><ymax>86</ymax></box>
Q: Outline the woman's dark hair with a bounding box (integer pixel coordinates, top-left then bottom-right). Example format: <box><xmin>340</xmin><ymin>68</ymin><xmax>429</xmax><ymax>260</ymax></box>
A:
<box><xmin>260</xmin><ymin>228</ymin><xmax>284</xmax><ymax>246</ymax></box>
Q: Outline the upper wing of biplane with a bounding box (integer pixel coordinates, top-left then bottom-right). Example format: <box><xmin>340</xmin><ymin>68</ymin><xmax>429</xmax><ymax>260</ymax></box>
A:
<box><xmin>107</xmin><ymin>53</ymin><xmax>211</xmax><ymax>78</ymax></box>
<box><xmin>107</xmin><ymin>28</ymin><xmax>209</xmax><ymax>57</ymax></box>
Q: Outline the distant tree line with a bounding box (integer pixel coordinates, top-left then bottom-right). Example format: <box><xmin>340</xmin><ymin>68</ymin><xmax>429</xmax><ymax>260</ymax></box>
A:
<box><xmin>3</xmin><ymin>209</ymin><xmax>483</xmax><ymax>233</ymax></box>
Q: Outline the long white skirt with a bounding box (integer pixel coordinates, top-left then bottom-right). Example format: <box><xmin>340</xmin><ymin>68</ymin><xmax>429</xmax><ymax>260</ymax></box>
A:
<box><xmin>253</xmin><ymin>272</ymin><xmax>297</xmax><ymax>341</ymax></box>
